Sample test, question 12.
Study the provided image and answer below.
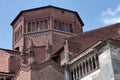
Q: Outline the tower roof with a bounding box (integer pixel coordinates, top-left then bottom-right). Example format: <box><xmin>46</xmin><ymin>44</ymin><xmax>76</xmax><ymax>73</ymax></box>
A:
<box><xmin>11</xmin><ymin>5</ymin><xmax>84</xmax><ymax>26</ymax></box>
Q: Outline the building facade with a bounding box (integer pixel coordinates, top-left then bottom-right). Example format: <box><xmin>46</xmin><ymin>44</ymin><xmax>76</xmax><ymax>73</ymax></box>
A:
<box><xmin>0</xmin><ymin>5</ymin><xmax>120</xmax><ymax>80</ymax></box>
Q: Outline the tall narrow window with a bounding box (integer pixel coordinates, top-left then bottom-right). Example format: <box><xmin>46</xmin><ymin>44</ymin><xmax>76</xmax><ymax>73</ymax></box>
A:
<box><xmin>59</xmin><ymin>22</ymin><xmax>62</xmax><ymax>30</ymax></box>
<box><xmin>61</xmin><ymin>22</ymin><xmax>64</xmax><ymax>31</ymax></box>
<box><xmin>16</xmin><ymin>31</ymin><xmax>18</xmax><ymax>40</ymax></box>
<box><xmin>69</xmin><ymin>24</ymin><xmax>73</xmax><ymax>32</ymax></box>
<box><xmin>28</xmin><ymin>22</ymin><xmax>31</xmax><ymax>32</ymax></box>
<box><xmin>36</xmin><ymin>21</ymin><xmax>39</xmax><ymax>31</ymax></box>
<box><xmin>20</xmin><ymin>26</ymin><xmax>22</xmax><ymax>35</ymax></box>
<box><xmin>32</xmin><ymin>22</ymin><xmax>35</xmax><ymax>31</ymax></box>
<box><xmin>40</xmin><ymin>21</ymin><xmax>43</xmax><ymax>30</ymax></box>
<box><xmin>15</xmin><ymin>32</ymin><xmax>16</xmax><ymax>41</ymax></box>
<box><xmin>54</xmin><ymin>20</ymin><xmax>57</xmax><ymax>29</ymax></box>
<box><xmin>66</xmin><ymin>23</ymin><xmax>68</xmax><ymax>32</ymax></box>
<box><xmin>44</xmin><ymin>20</ymin><xmax>48</xmax><ymax>29</ymax></box>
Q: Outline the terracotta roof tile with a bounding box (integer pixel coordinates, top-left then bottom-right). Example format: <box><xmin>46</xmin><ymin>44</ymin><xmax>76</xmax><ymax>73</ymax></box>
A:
<box><xmin>68</xmin><ymin>23</ymin><xmax>120</xmax><ymax>59</ymax></box>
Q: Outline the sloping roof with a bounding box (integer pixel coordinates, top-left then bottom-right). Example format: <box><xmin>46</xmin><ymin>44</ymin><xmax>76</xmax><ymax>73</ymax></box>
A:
<box><xmin>68</xmin><ymin>23</ymin><xmax>120</xmax><ymax>59</ymax></box>
<box><xmin>11</xmin><ymin>5</ymin><xmax>84</xmax><ymax>26</ymax></box>
<box><xmin>0</xmin><ymin>48</ymin><xmax>20</xmax><ymax>55</ymax></box>
<box><xmin>0</xmin><ymin>72</ymin><xmax>14</xmax><ymax>76</ymax></box>
<box><xmin>69</xmin><ymin>38</ymin><xmax>120</xmax><ymax>64</ymax></box>
<box><xmin>31</xmin><ymin>59</ymin><xmax>64</xmax><ymax>74</ymax></box>
<box><xmin>14</xmin><ymin>59</ymin><xmax>63</xmax><ymax>80</ymax></box>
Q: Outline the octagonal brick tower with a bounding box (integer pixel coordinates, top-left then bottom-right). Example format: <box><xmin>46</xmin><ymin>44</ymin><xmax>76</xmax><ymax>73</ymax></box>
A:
<box><xmin>11</xmin><ymin>5</ymin><xmax>84</xmax><ymax>53</ymax></box>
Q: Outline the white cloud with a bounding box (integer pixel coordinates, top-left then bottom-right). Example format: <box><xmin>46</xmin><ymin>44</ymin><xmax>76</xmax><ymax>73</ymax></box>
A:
<box><xmin>101</xmin><ymin>4</ymin><xmax>120</xmax><ymax>25</ymax></box>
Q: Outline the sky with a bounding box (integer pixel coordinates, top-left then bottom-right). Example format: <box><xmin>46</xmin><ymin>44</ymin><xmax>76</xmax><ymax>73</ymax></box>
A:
<box><xmin>0</xmin><ymin>0</ymin><xmax>120</xmax><ymax>49</ymax></box>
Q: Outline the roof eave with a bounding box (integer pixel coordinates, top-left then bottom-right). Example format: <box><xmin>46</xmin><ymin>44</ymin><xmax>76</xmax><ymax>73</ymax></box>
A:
<box><xmin>10</xmin><ymin>5</ymin><xmax>84</xmax><ymax>27</ymax></box>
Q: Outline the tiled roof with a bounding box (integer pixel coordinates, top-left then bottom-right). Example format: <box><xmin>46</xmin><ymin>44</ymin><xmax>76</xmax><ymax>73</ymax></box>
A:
<box><xmin>14</xmin><ymin>59</ymin><xmax>63</xmax><ymax>80</ymax></box>
<box><xmin>11</xmin><ymin>5</ymin><xmax>84</xmax><ymax>26</ymax></box>
<box><xmin>68</xmin><ymin>23</ymin><xmax>120</xmax><ymax>59</ymax></box>
<box><xmin>31</xmin><ymin>59</ymin><xmax>64</xmax><ymax>74</ymax></box>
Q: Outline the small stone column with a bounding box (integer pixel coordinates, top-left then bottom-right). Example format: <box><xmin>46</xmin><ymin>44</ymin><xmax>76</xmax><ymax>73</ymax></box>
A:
<box><xmin>81</xmin><ymin>62</ymin><xmax>84</xmax><ymax>77</ymax></box>
<box><xmin>90</xmin><ymin>56</ymin><xmax>94</xmax><ymax>71</ymax></box>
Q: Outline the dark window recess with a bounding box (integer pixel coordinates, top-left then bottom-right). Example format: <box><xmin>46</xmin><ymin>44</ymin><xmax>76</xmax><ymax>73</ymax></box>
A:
<box><xmin>15</xmin><ymin>47</ymin><xmax>19</xmax><ymax>51</ymax></box>
<box><xmin>52</xmin><ymin>54</ymin><xmax>60</xmax><ymax>64</ymax></box>
<box><xmin>54</xmin><ymin>20</ymin><xmax>57</xmax><ymax>29</ymax></box>
<box><xmin>6</xmin><ymin>78</ymin><xmax>11</xmax><ymax>80</ymax></box>
<box><xmin>1</xmin><ymin>78</ymin><xmax>4</xmax><ymax>80</ymax></box>
<box><xmin>61</xmin><ymin>10</ymin><xmax>64</xmax><ymax>14</ymax></box>
<box><xmin>69</xmin><ymin>24</ymin><xmax>73</xmax><ymax>32</ymax></box>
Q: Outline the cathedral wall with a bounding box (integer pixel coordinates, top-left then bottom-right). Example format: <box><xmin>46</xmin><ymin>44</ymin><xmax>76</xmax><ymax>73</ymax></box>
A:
<box><xmin>15</xmin><ymin>70</ymin><xmax>31</xmax><ymax>80</ymax></box>
<box><xmin>13</xmin><ymin>37</ymin><xmax>24</xmax><ymax>51</ymax></box>
<box><xmin>81</xmin><ymin>69</ymin><xmax>101</xmax><ymax>80</ymax></box>
<box><xmin>51</xmin><ymin>8</ymin><xmax>83</xmax><ymax>33</ymax></box>
<box><xmin>31</xmin><ymin>65</ymin><xmax>64</xmax><ymax>80</ymax></box>
<box><xmin>110</xmin><ymin>46</ymin><xmax>120</xmax><ymax>79</ymax></box>
<box><xmin>13</xmin><ymin>17</ymin><xmax>24</xmax><ymax>51</ymax></box>
<box><xmin>9</xmin><ymin>55</ymin><xmax>20</xmax><ymax>73</ymax></box>
<box><xmin>52</xmin><ymin>30</ymin><xmax>73</xmax><ymax>53</ymax></box>
<box><xmin>24</xmin><ymin>30</ymin><xmax>52</xmax><ymax>49</ymax></box>
<box><xmin>24</xmin><ymin>8</ymin><xmax>50</xmax><ymax>21</ymax></box>
<box><xmin>75</xmin><ymin>16</ymin><xmax>83</xmax><ymax>33</ymax></box>
<box><xmin>34</xmin><ymin>47</ymin><xmax>46</xmax><ymax>64</ymax></box>
<box><xmin>99</xmin><ymin>46</ymin><xmax>114</xmax><ymax>80</ymax></box>
<box><xmin>0</xmin><ymin>50</ymin><xmax>10</xmax><ymax>72</ymax></box>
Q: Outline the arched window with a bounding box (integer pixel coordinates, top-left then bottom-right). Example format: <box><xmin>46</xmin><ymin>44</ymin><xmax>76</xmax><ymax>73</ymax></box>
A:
<box><xmin>36</xmin><ymin>21</ymin><xmax>39</xmax><ymax>31</ymax></box>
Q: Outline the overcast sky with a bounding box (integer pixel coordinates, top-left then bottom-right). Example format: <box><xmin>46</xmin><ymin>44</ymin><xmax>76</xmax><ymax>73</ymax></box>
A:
<box><xmin>0</xmin><ymin>0</ymin><xmax>120</xmax><ymax>49</ymax></box>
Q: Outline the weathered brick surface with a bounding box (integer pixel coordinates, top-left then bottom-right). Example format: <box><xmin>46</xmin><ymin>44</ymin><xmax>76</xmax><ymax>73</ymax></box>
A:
<box><xmin>32</xmin><ymin>65</ymin><xmax>64</xmax><ymax>80</ymax></box>
<box><xmin>34</xmin><ymin>47</ymin><xmax>46</xmax><ymax>64</ymax></box>
<box><xmin>15</xmin><ymin>70</ymin><xmax>31</xmax><ymax>80</ymax></box>
<box><xmin>10</xmin><ymin>5</ymin><xmax>83</xmax><ymax>80</ymax></box>
<box><xmin>12</xmin><ymin>6</ymin><xmax>83</xmax><ymax>53</ymax></box>
<box><xmin>9</xmin><ymin>55</ymin><xmax>20</xmax><ymax>73</ymax></box>
<box><xmin>0</xmin><ymin>50</ymin><xmax>10</xmax><ymax>72</ymax></box>
<box><xmin>0</xmin><ymin>49</ymin><xmax>20</xmax><ymax>73</ymax></box>
<box><xmin>68</xmin><ymin>23</ymin><xmax>120</xmax><ymax>59</ymax></box>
